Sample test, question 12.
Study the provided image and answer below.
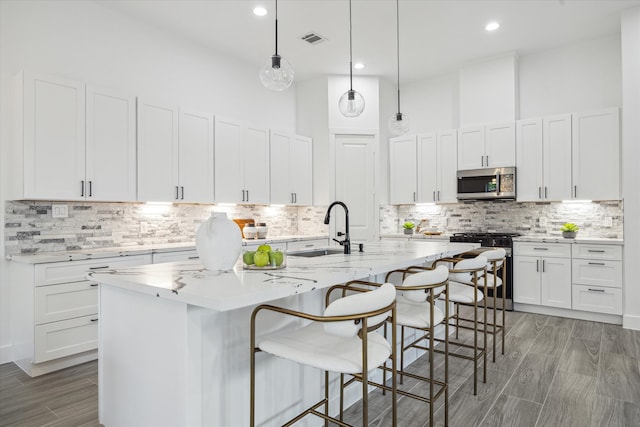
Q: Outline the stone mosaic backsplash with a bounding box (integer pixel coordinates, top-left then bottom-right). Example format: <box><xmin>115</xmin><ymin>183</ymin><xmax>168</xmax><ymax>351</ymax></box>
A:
<box><xmin>4</xmin><ymin>199</ymin><xmax>623</xmax><ymax>256</ymax></box>
<box><xmin>381</xmin><ymin>200</ymin><xmax>623</xmax><ymax>238</ymax></box>
<box><xmin>4</xmin><ymin>201</ymin><xmax>302</xmax><ymax>256</ymax></box>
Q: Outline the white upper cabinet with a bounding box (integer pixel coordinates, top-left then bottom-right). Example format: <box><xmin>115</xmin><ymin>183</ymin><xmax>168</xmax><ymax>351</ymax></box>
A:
<box><xmin>390</xmin><ymin>130</ymin><xmax>457</xmax><ymax>205</ymax></box>
<box><xmin>19</xmin><ymin>72</ymin><xmax>86</xmax><ymax>200</ymax></box>
<box><xmin>516</xmin><ymin>118</ymin><xmax>543</xmax><ymax>201</ymax></box>
<box><xmin>457</xmin><ymin>123</ymin><xmax>515</xmax><ymax>170</ymax></box>
<box><xmin>137</xmin><ymin>99</ymin><xmax>179</xmax><ymax>202</ymax></box>
<box><xmin>86</xmin><ymin>86</ymin><xmax>137</xmax><ymax>202</ymax></box>
<box><xmin>269</xmin><ymin>131</ymin><xmax>312</xmax><ymax>205</ymax></box>
<box><xmin>214</xmin><ymin>117</ymin><xmax>269</xmax><ymax>204</ymax></box>
<box><xmin>572</xmin><ymin>108</ymin><xmax>620</xmax><ymax>201</ymax></box>
<box><xmin>178</xmin><ymin>110</ymin><xmax>214</xmax><ymax>203</ymax></box>
<box><xmin>16</xmin><ymin>72</ymin><xmax>136</xmax><ymax>201</ymax></box>
<box><xmin>544</xmin><ymin>114</ymin><xmax>573</xmax><ymax>201</ymax></box>
<box><xmin>389</xmin><ymin>135</ymin><xmax>418</xmax><ymax>204</ymax></box>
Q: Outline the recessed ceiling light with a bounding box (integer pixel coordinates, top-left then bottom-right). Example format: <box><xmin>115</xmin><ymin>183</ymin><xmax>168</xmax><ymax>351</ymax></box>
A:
<box><xmin>485</xmin><ymin>21</ymin><xmax>500</xmax><ymax>31</ymax></box>
<box><xmin>253</xmin><ymin>6</ymin><xmax>267</xmax><ymax>16</ymax></box>
<box><xmin>354</xmin><ymin>63</ymin><xmax>364</xmax><ymax>70</ymax></box>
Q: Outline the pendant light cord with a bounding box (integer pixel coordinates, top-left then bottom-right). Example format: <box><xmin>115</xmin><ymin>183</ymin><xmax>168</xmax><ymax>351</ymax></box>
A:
<box><xmin>396</xmin><ymin>0</ymin><xmax>401</xmax><ymax>114</ymax></box>
<box><xmin>349</xmin><ymin>0</ymin><xmax>353</xmax><ymax>91</ymax></box>
<box><xmin>275</xmin><ymin>0</ymin><xmax>279</xmax><ymax>56</ymax></box>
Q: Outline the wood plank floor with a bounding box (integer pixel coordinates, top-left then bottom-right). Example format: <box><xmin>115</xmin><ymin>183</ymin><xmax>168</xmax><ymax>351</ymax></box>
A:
<box><xmin>1</xmin><ymin>311</ymin><xmax>639</xmax><ymax>426</ymax></box>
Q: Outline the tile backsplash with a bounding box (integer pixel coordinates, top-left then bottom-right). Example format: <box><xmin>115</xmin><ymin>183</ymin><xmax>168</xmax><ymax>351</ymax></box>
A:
<box><xmin>4</xmin><ymin>199</ymin><xmax>623</xmax><ymax>256</ymax></box>
<box><xmin>381</xmin><ymin>200</ymin><xmax>623</xmax><ymax>238</ymax></box>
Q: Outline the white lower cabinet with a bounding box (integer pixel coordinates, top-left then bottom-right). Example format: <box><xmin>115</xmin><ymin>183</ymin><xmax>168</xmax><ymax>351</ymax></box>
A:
<box><xmin>571</xmin><ymin>243</ymin><xmax>622</xmax><ymax>315</ymax></box>
<box><xmin>11</xmin><ymin>254</ymin><xmax>152</xmax><ymax>376</ymax></box>
<box><xmin>513</xmin><ymin>242</ymin><xmax>572</xmax><ymax>309</ymax></box>
<box><xmin>286</xmin><ymin>238</ymin><xmax>330</xmax><ymax>252</ymax></box>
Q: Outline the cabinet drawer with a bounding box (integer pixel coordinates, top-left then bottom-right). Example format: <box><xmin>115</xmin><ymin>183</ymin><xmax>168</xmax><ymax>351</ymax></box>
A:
<box><xmin>287</xmin><ymin>239</ymin><xmax>330</xmax><ymax>252</ymax></box>
<box><xmin>35</xmin><ymin>254</ymin><xmax>152</xmax><ymax>286</ymax></box>
<box><xmin>572</xmin><ymin>259</ymin><xmax>622</xmax><ymax>288</ymax></box>
<box><xmin>572</xmin><ymin>284</ymin><xmax>622</xmax><ymax>315</ymax></box>
<box><xmin>513</xmin><ymin>242</ymin><xmax>571</xmax><ymax>258</ymax></box>
<box><xmin>34</xmin><ymin>315</ymin><xmax>98</xmax><ymax>363</ymax></box>
<box><xmin>152</xmin><ymin>250</ymin><xmax>199</xmax><ymax>264</ymax></box>
<box><xmin>573</xmin><ymin>244</ymin><xmax>622</xmax><ymax>261</ymax></box>
<box><xmin>35</xmin><ymin>281</ymin><xmax>98</xmax><ymax>325</ymax></box>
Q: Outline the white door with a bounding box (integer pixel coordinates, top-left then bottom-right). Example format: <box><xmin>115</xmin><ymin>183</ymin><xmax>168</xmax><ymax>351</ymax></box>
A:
<box><xmin>137</xmin><ymin>99</ymin><xmax>179</xmax><ymax>202</ymax></box>
<box><xmin>335</xmin><ymin>134</ymin><xmax>377</xmax><ymax>242</ymax></box>
<box><xmin>214</xmin><ymin>117</ymin><xmax>243</xmax><ymax>203</ymax></box>
<box><xmin>571</xmin><ymin>108</ymin><xmax>620</xmax><ymax>201</ymax></box>
<box><xmin>86</xmin><ymin>86</ymin><xmax>137</xmax><ymax>202</ymax></box>
<box><xmin>23</xmin><ymin>72</ymin><xmax>86</xmax><ymax>200</ymax></box>
<box><xmin>389</xmin><ymin>135</ymin><xmax>417</xmax><ymax>204</ymax></box>
<box><xmin>178</xmin><ymin>110</ymin><xmax>214</xmax><ymax>203</ymax></box>
<box><xmin>417</xmin><ymin>133</ymin><xmax>437</xmax><ymax>203</ymax></box>
<box><xmin>437</xmin><ymin>130</ymin><xmax>458</xmax><ymax>203</ymax></box>
<box><xmin>485</xmin><ymin>122</ymin><xmax>516</xmax><ymax>168</ymax></box>
<box><xmin>543</xmin><ymin>114</ymin><xmax>572</xmax><ymax>201</ymax></box>
<box><xmin>291</xmin><ymin>135</ymin><xmax>313</xmax><ymax>205</ymax></box>
<box><xmin>243</xmin><ymin>125</ymin><xmax>270</xmax><ymax>204</ymax></box>
<box><xmin>457</xmin><ymin>126</ymin><xmax>485</xmax><ymax>170</ymax></box>
<box><xmin>269</xmin><ymin>130</ymin><xmax>292</xmax><ymax>205</ymax></box>
<box><xmin>516</xmin><ymin>118</ymin><xmax>543</xmax><ymax>202</ymax></box>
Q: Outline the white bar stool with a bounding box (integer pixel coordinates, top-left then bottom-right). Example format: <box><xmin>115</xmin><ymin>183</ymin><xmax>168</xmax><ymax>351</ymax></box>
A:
<box><xmin>250</xmin><ymin>282</ymin><xmax>398</xmax><ymax>427</ymax></box>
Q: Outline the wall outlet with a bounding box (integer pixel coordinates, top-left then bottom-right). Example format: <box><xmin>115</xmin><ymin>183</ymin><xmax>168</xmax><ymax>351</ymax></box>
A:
<box><xmin>539</xmin><ymin>217</ymin><xmax>547</xmax><ymax>227</ymax></box>
<box><xmin>604</xmin><ymin>217</ymin><xmax>613</xmax><ymax>227</ymax></box>
<box><xmin>51</xmin><ymin>204</ymin><xmax>68</xmax><ymax>218</ymax></box>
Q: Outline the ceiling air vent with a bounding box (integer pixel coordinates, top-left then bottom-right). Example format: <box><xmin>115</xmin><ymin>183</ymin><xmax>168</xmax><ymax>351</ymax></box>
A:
<box><xmin>300</xmin><ymin>32</ymin><xmax>327</xmax><ymax>45</ymax></box>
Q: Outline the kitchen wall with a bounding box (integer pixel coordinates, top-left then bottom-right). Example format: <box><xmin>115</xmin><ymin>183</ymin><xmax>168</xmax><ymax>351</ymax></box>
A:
<box><xmin>380</xmin><ymin>201</ymin><xmax>624</xmax><ymax>239</ymax></box>
<box><xmin>0</xmin><ymin>0</ymin><xmax>297</xmax><ymax>362</ymax></box>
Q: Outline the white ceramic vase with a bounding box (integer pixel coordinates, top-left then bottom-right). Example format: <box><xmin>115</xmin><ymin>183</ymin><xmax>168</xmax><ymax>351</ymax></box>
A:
<box><xmin>196</xmin><ymin>212</ymin><xmax>242</xmax><ymax>270</ymax></box>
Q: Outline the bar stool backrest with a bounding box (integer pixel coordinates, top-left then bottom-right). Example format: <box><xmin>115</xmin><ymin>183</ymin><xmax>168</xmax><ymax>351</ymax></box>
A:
<box><xmin>449</xmin><ymin>255</ymin><xmax>488</xmax><ymax>284</ymax></box>
<box><xmin>400</xmin><ymin>265</ymin><xmax>449</xmax><ymax>302</ymax></box>
<box><xmin>324</xmin><ymin>282</ymin><xmax>396</xmax><ymax>337</ymax></box>
<box><xmin>482</xmin><ymin>248</ymin><xmax>506</xmax><ymax>270</ymax></box>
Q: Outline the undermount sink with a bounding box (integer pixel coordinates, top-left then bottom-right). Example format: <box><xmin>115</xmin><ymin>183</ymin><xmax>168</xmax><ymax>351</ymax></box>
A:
<box><xmin>288</xmin><ymin>248</ymin><xmax>345</xmax><ymax>258</ymax></box>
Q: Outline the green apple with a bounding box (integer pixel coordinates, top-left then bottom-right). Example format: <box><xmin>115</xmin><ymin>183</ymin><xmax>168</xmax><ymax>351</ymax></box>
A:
<box><xmin>254</xmin><ymin>251</ymin><xmax>269</xmax><ymax>267</ymax></box>
<box><xmin>269</xmin><ymin>250</ymin><xmax>284</xmax><ymax>266</ymax></box>
<box><xmin>257</xmin><ymin>244</ymin><xmax>272</xmax><ymax>253</ymax></box>
<box><xmin>243</xmin><ymin>251</ymin><xmax>255</xmax><ymax>265</ymax></box>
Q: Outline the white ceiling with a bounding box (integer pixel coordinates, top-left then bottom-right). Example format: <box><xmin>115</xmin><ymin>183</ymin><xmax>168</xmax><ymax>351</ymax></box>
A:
<box><xmin>95</xmin><ymin>0</ymin><xmax>640</xmax><ymax>84</ymax></box>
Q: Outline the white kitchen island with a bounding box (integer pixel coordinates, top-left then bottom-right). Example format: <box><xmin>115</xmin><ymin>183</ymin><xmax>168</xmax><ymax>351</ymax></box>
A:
<box><xmin>90</xmin><ymin>240</ymin><xmax>477</xmax><ymax>427</ymax></box>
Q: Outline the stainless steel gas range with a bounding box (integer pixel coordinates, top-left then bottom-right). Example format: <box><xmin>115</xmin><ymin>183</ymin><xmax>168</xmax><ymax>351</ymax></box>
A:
<box><xmin>449</xmin><ymin>232</ymin><xmax>521</xmax><ymax>311</ymax></box>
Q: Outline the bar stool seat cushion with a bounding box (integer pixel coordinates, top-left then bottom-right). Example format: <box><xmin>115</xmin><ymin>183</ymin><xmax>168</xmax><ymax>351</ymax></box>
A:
<box><xmin>258</xmin><ymin>322</ymin><xmax>391</xmax><ymax>374</ymax></box>
<box><xmin>478</xmin><ymin>274</ymin><xmax>503</xmax><ymax>288</ymax></box>
<box><xmin>447</xmin><ymin>282</ymin><xmax>485</xmax><ymax>304</ymax></box>
<box><xmin>396</xmin><ymin>295</ymin><xmax>445</xmax><ymax>329</ymax></box>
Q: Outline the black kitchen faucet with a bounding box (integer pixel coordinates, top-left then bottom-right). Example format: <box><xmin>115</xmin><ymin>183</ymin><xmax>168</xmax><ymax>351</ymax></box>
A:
<box><xmin>324</xmin><ymin>201</ymin><xmax>351</xmax><ymax>254</ymax></box>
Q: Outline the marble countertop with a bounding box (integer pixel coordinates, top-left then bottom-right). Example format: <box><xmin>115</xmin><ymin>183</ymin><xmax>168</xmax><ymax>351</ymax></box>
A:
<box><xmin>380</xmin><ymin>233</ymin><xmax>451</xmax><ymax>240</ymax></box>
<box><xmin>89</xmin><ymin>240</ymin><xmax>479</xmax><ymax>312</ymax></box>
<box><xmin>513</xmin><ymin>236</ymin><xmax>623</xmax><ymax>245</ymax></box>
<box><xmin>8</xmin><ymin>235</ymin><xmax>329</xmax><ymax>264</ymax></box>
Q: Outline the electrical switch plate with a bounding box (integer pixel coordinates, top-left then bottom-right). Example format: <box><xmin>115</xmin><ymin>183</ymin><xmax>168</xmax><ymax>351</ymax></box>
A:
<box><xmin>539</xmin><ymin>217</ymin><xmax>547</xmax><ymax>227</ymax></box>
<box><xmin>604</xmin><ymin>217</ymin><xmax>613</xmax><ymax>227</ymax></box>
<box><xmin>51</xmin><ymin>204</ymin><xmax>68</xmax><ymax>218</ymax></box>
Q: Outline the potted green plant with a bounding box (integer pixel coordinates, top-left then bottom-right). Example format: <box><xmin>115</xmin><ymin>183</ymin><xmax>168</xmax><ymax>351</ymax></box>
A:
<box><xmin>403</xmin><ymin>221</ymin><xmax>415</xmax><ymax>235</ymax></box>
<box><xmin>560</xmin><ymin>223</ymin><xmax>579</xmax><ymax>238</ymax></box>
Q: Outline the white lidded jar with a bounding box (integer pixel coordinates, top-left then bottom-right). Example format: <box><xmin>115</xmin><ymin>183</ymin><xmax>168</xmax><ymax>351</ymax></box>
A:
<box><xmin>196</xmin><ymin>212</ymin><xmax>242</xmax><ymax>270</ymax></box>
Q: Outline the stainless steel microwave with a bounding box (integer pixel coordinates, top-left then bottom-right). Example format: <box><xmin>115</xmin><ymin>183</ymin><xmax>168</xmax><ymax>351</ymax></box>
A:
<box><xmin>457</xmin><ymin>167</ymin><xmax>516</xmax><ymax>200</ymax></box>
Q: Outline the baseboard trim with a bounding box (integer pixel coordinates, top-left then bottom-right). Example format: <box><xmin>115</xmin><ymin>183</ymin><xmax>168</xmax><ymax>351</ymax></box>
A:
<box><xmin>513</xmin><ymin>303</ymin><xmax>623</xmax><ymax>325</ymax></box>
<box><xmin>0</xmin><ymin>344</ymin><xmax>12</xmax><ymax>364</ymax></box>
<box><xmin>623</xmin><ymin>314</ymin><xmax>640</xmax><ymax>330</ymax></box>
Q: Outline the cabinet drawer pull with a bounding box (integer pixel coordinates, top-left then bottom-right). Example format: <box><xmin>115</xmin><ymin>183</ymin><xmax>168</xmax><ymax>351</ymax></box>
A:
<box><xmin>433</xmin><ymin>191</ymin><xmax>436</xmax><ymax>201</ymax></box>
<box><xmin>587</xmin><ymin>288</ymin><xmax>605</xmax><ymax>293</ymax></box>
<box><xmin>89</xmin><ymin>181</ymin><xmax>93</xmax><ymax>197</ymax></box>
<box><xmin>89</xmin><ymin>266</ymin><xmax>110</xmax><ymax>270</ymax></box>
<box><xmin>90</xmin><ymin>283</ymin><xmax>99</xmax><ymax>287</ymax></box>
<box><xmin>536</xmin><ymin>260</ymin><xmax>539</xmax><ymax>272</ymax></box>
<box><xmin>588</xmin><ymin>262</ymin><xmax>605</xmax><ymax>266</ymax></box>
<box><xmin>90</xmin><ymin>318</ymin><xmax>99</xmax><ymax>322</ymax></box>
<box><xmin>544</xmin><ymin>187</ymin><xmax>548</xmax><ymax>198</ymax></box>
<box><xmin>188</xmin><ymin>256</ymin><xmax>199</xmax><ymax>260</ymax></box>
<box><xmin>542</xmin><ymin>260</ymin><xmax>545</xmax><ymax>272</ymax></box>
<box><xmin>533</xmin><ymin>247</ymin><xmax>548</xmax><ymax>251</ymax></box>
<box><xmin>588</xmin><ymin>249</ymin><xmax>605</xmax><ymax>253</ymax></box>
<box><xmin>538</xmin><ymin>187</ymin><xmax>542</xmax><ymax>199</ymax></box>
<box><xmin>81</xmin><ymin>180</ymin><xmax>85</xmax><ymax>197</ymax></box>
<box><xmin>176</xmin><ymin>186</ymin><xmax>180</xmax><ymax>200</ymax></box>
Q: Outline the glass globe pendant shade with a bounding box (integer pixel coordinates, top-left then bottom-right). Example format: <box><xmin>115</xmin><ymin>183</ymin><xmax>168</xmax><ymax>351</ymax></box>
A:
<box><xmin>259</xmin><ymin>54</ymin><xmax>294</xmax><ymax>91</ymax></box>
<box><xmin>338</xmin><ymin>89</ymin><xmax>365</xmax><ymax>117</ymax></box>
<box><xmin>389</xmin><ymin>112</ymin><xmax>410</xmax><ymax>136</ymax></box>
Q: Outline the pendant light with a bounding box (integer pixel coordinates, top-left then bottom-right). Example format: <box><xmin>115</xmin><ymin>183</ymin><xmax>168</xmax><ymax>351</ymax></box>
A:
<box><xmin>259</xmin><ymin>0</ymin><xmax>294</xmax><ymax>91</ymax></box>
<box><xmin>388</xmin><ymin>0</ymin><xmax>409</xmax><ymax>135</ymax></box>
<box><xmin>338</xmin><ymin>0</ymin><xmax>365</xmax><ymax>117</ymax></box>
